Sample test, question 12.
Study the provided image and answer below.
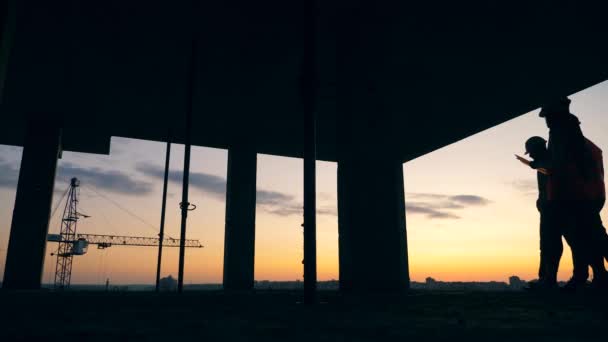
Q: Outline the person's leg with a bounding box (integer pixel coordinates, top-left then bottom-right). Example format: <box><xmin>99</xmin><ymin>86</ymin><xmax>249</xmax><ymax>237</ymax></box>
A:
<box><xmin>563</xmin><ymin>235</ymin><xmax>589</xmax><ymax>284</ymax></box>
<box><xmin>539</xmin><ymin>206</ymin><xmax>562</xmax><ymax>286</ymax></box>
<box><xmin>602</xmin><ymin>223</ymin><xmax>608</xmax><ymax>263</ymax></box>
<box><xmin>562</xmin><ymin>202</ymin><xmax>589</xmax><ymax>285</ymax></box>
<box><xmin>566</xmin><ymin>200</ymin><xmax>608</xmax><ymax>286</ymax></box>
<box><xmin>538</xmin><ymin>213</ymin><xmax>546</xmax><ymax>281</ymax></box>
<box><xmin>586</xmin><ymin>200</ymin><xmax>608</xmax><ymax>284</ymax></box>
<box><xmin>585</xmin><ymin>237</ymin><xmax>608</xmax><ymax>285</ymax></box>
<box><xmin>591</xmin><ymin>199</ymin><xmax>608</xmax><ymax>263</ymax></box>
<box><xmin>603</xmin><ymin>226</ymin><xmax>608</xmax><ymax>263</ymax></box>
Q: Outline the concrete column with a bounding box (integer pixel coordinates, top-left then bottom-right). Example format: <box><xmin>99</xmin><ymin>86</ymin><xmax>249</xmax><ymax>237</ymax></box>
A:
<box><xmin>337</xmin><ymin>155</ymin><xmax>410</xmax><ymax>292</ymax></box>
<box><xmin>223</xmin><ymin>147</ymin><xmax>257</xmax><ymax>291</ymax></box>
<box><xmin>3</xmin><ymin>118</ymin><xmax>61</xmax><ymax>290</ymax></box>
<box><xmin>333</xmin><ymin>1</ymin><xmax>410</xmax><ymax>292</ymax></box>
<box><xmin>334</xmin><ymin>86</ymin><xmax>410</xmax><ymax>293</ymax></box>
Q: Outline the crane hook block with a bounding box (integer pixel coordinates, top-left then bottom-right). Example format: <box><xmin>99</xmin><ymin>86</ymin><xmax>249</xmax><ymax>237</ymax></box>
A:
<box><xmin>179</xmin><ymin>202</ymin><xmax>197</xmax><ymax>211</ymax></box>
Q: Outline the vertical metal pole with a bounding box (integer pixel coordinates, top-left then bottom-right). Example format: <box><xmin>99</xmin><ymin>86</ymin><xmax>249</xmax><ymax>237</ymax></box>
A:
<box><xmin>155</xmin><ymin>135</ymin><xmax>171</xmax><ymax>292</ymax></box>
<box><xmin>302</xmin><ymin>0</ymin><xmax>317</xmax><ymax>304</ymax></box>
<box><xmin>177</xmin><ymin>38</ymin><xmax>197</xmax><ymax>294</ymax></box>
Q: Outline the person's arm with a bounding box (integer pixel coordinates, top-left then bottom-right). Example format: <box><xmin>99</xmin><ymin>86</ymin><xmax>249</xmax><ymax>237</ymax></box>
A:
<box><xmin>530</xmin><ymin>158</ymin><xmax>552</xmax><ymax>175</ymax></box>
<box><xmin>515</xmin><ymin>155</ymin><xmax>550</xmax><ymax>174</ymax></box>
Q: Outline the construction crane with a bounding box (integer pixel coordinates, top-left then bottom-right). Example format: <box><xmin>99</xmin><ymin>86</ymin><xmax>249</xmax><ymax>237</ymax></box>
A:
<box><xmin>70</xmin><ymin>234</ymin><xmax>203</xmax><ymax>249</ymax></box>
<box><xmin>47</xmin><ymin>177</ymin><xmax>203</xmax><ymax>290</ymax></box>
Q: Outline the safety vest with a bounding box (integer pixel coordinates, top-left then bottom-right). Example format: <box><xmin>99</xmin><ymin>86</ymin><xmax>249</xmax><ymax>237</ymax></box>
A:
<box><xmin>547</xmin><ymin>138</ymin><xmax>605</xmax><ymax>201</ymax></box>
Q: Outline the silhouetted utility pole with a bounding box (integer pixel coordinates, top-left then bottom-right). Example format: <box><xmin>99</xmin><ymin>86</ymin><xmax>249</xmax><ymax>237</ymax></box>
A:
<box><xmin>155</xmin><ymin>132</ymin><xmax>171</xmax><ymax>292</ymax></box>
<box><xmin>178</xmin><ymin>37</ymin><xmax>198</xmax><ymax>294</ymax></box>
<box><xmin>302</xmin><ymin>0</ymin><xmax>318</xmax><ymax>305</ymax></box>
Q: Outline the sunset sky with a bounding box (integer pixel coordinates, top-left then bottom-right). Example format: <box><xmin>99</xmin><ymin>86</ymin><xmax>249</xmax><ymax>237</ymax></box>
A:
<box><xmin>1</xmin><ymin>81</ymin><xmax>607</xmax><ymax>285</ymax></box>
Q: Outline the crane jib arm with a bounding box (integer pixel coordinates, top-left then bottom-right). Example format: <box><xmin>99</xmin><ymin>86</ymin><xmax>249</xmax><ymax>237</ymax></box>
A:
<box><xmin>47</xmin><ymin>233</ymin><xmax>203</xmax><ymax>248</ymax></box>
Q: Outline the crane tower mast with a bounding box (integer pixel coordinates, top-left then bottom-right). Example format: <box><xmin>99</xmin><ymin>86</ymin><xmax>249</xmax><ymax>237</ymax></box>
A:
<box><xmin>54</xmin><ymin>177</ymin><xmax>81</xmax><ymax>289</ymax></box>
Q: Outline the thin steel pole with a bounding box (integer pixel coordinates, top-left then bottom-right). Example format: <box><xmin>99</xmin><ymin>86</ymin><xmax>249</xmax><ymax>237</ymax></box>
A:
<box><xmin>155</xmin><ymin>135</ymin><xmax>171</xmax><ymax>292</ymax></box>
<box><xmin>302</xmin><ymin>0</ymin><xmax>318</xmax><ymax>305</ymax></box>
<box><xmin>178</xmin><ymin>38</ymin><xmax>197</xmax><ymax>294</ymax></box>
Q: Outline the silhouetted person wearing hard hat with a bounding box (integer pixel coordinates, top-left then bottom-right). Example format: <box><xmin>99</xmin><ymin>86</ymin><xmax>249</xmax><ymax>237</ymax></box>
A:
<box><xmin>524</xmin><ymin>136</ymin><xmax>562</xmax><ymax>290</ymax></box>
<box><xmin>539</xmin><ymin>97</ymin><xmax>608</xmax><ymax>291</ymax></box>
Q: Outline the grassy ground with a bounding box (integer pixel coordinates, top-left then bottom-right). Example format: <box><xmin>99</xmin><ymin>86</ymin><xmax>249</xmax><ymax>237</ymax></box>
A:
<box><xmin>0</xmin><ymin>290</ymin><xmax>607</xmax><ymax>341</ymax></box>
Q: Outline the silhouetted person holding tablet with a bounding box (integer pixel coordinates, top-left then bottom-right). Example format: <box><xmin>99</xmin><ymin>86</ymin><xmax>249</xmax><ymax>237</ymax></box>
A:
<box><xmin>521</xmin><ymin>136</ymin><xmax>561</xmax><ymax>290</ymax></box>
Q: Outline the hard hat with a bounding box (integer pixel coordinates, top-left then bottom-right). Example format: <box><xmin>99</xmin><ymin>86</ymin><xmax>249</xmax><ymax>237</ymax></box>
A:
<box><xmin>525</xmin><ymin>136</ymin><xmax>547</xmax><ymax>155</ymax></box>
<box><xmin>539</xmin><ymin>97</ymin><xmax>571</xmax><ymax>117</ymax></box>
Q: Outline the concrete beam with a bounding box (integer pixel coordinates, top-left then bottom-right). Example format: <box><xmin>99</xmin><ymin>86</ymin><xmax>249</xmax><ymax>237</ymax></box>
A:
<box><xmin>3</xmin><ymin>117</ymin><xmax>61</xmax><ymax>290</ymax></box>
<box><xmin>223</xmin><ymin>147</ymin><xmax>257</xmax><ymax>291</ymax></box>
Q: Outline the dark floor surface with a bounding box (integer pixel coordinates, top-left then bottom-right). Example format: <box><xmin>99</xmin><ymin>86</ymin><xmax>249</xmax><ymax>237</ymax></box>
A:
<box><xmin>1</xmin><ymin>290</ymin><xmax>607</xmax><ymax>341</ymax></box>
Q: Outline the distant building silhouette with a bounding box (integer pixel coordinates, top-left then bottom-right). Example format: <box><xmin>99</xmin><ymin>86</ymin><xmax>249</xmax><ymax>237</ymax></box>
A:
<box><xmin>159</xmin><ymin>275</ymin><xmax>177</xmax><ymax>292</ymax></box>
<box><xmin>253</xmin><ymin>280</ymin><xmax>339</xmax><ymax>290</ymax></box>
<box><xmin>411</xmin><ymin>276</ymin><xmax>531</xmax><ymax>291</ymax></box>
<box><xmin>508</xmin><ymin>276</ymin><xmax>527</xmax><ymax>290</ymax></box>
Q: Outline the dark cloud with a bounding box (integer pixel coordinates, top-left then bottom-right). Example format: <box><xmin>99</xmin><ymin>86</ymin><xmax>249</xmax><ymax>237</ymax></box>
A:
<box><xmin>408</xmin><ymin>193</ymin><xmax>448</xmax><ymax>200</ymax></box>
<box><xmin>136</xmin><ymin>162</ymin><xmax>225</xmax><ymax>200</ymax></box>
<box><xmin>449</xmin><ymin>195</ymin><xmax>491</xmax><ymax>206</ymax></box>
<box><xmin>416</xmin><ymin>201</ymin><xmax>465</xmax><ymax>210</ymax></box>
<box><xmin>1</xmin><ymin>159</ymin><xmax>487</xmax><ymax>222</ymax></box>
<box><xmin>0</xmin><ymin>160</ymin><xmax>19</xmax><ymax>188</ymax></box>
<box><xmin>405</xmin><ymin>193</ymin><xmax>491</xmax><ymax>220</ymax></box>
<box><xmin>263</xmin><ymin>204</ymin><xmax>301</xmax><ymax>217</ymax></box>
<box><xmin>256</xmin><ymin>189</ymin><xmax>294</xmax><ymax>206</ymax></box>
<box><xmin>136</xmin><ymin>162</ymin><xmax>336</xmax><ymax>217</ymax></box>
<box><xmin>57</xmin><ymin>163</ymin><xmax>153</xmax><ymax>195</ymax></box>
<box><xmin>318</xmin><ymin>206</ymin><xmax>338</xmax><ymax>216</ymax></box>
<box><xmin>0</xmin><ymin>160</ymin><xmax>154</xmax><ymax>196</ymax></box>
<box><xmin>406</xmin><ymin>203</ymin><xmax>461</xmax><ymax>219</ymax></box>
<box><xmin>263</xmin><ymin>203</ymin><xmax>337</xmax><ymax>217</ymax></box>
<box><xmin>183</xmin><ymin>172</ymin><xmax>226</xmax><ymax>198</ymax></box>
<box><xmin>249</xmin><ymin>187</ymin><xmax>306</xmax><ymax>217</ymax></box>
